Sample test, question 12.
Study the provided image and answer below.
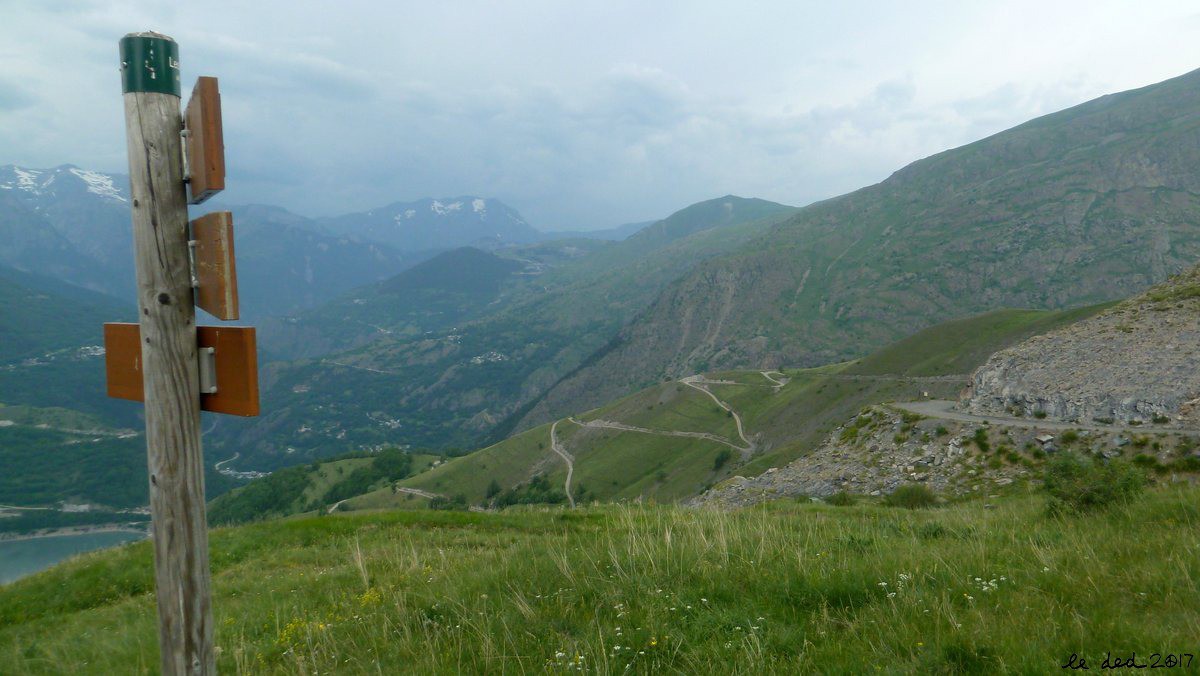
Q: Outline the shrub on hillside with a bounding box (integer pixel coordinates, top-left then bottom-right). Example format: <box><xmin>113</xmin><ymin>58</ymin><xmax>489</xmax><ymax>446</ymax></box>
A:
<box><xmin>492</xmin><ymin>474</ymin><xmax>566</xmax><ymax>508</ymax></box>
<box><xmin>713</xmin><ymin>449</ymin><xmax>733</xmax><ymax>471</ymax></box>
<box><xmin>884</xmin><ymin>484</ymin><xmax>938</xmax><ymax>509</ymax></box>
<box><xmin>1043</xmin><ymin>453</ymin><xmax>1145</xmax><ymax>514</ymax></box>
<box><xmin>826</xmin><ymin>491</ymin><xmax>856</xmax><ymax>506</ymax></box>
<box><xmin>429</xmin><ymin>494</ymin><xmax>469</xmax><ymax>511</ymax></box>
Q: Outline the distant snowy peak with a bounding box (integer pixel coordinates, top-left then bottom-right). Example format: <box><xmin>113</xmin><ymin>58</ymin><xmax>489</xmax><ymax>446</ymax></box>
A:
<box><xmin>0</xmin><ymin>165</ymin><xmax>128</xmax><ymax>203</ymax></box>
<box><xmin>385</xmin><ymin>197</ymin><xmax>527</xmax><ymax>226</ymax></box>
<box><xmin>320</xmin><ymin>196</ymin><xmax>539</xmax><ymax>252</ymax></box>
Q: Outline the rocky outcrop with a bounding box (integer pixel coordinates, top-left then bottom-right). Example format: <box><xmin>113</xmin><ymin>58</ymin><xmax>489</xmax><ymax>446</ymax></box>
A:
<box><xmin>690</xmin><ymin>406</ymin><xmax>1033</xmax><ymax>509</ymax></box>
<box><xmin>964</xmin><ymin>267</ymin><xmax>1200</xmax><ymax>425</ymax></box>
<box><xmin>690</xmin><ymin>403</ymin><xmax>1198</xmax><ymax>510</ymax></box>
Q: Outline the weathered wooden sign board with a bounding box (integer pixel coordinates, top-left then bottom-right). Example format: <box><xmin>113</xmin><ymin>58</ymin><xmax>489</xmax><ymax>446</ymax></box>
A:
<box><xmin>192</xmin><ymin>211</ymin><xmax>239</xmax><ymax>320</ymax></box>
<box><xmin>184</xmin><ymin>76</ymin><xmax>225</xmax><ymax>204</ymax></box>
<box><xmin>104</xmin><ymin>322</ymin><xmax>260</xmax><ymax>416</ymax></box>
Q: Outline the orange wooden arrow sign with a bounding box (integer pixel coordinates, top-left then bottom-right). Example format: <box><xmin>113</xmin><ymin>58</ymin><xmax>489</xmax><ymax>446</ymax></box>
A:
<box><xmin>192</xmin><ymin>211</ymin><xmax>239</xmax><ymax>320</ymax></box>
<box><xmin>104</xmin><ymin>323</ymin><xmax>260</xmax><ymax>416</ymax></box>
<box><xmin>185</xmin><ymin>76</ymin><xmax>225</xmax><ymax>205</ymax></box>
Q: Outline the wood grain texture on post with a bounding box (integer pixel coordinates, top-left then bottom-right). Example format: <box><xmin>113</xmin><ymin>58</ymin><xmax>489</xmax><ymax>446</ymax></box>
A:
<box><xmin>119</xmin><ymin>31</ymin><xmax>215</xmax><ymax>675</ymax></box>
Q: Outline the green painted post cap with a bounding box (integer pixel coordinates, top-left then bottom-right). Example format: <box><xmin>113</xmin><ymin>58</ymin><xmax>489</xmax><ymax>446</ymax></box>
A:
<box><xmin>119</xmin><ymin>33</ymin><xmax>180</xmax><ymax>96</ymax></box>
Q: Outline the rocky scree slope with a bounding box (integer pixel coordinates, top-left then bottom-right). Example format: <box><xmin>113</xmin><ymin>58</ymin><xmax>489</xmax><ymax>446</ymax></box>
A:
<box><xmin>692</xmin><ymin>404</ymin><xmax>1199</xmax><ymax>509</ymax></box>
<box><xmin>964</xmin><ymin>264</ymin><xmax>1200</xmax><ymax>424</ymax></box>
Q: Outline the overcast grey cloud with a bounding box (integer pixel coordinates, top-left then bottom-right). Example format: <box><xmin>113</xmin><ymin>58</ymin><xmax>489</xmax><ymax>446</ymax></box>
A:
<box><xmin>2</xmin><ymin>0</ymin><xmax>1200</xmax><ymax>229</ymax></box>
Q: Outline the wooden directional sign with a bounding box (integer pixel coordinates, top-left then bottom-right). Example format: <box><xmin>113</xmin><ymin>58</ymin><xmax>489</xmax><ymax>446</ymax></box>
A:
<box><xmin>104</xmin><ymin>323</ymin><xmax>260</xmax><ymax>416</ymax></box>
<box><xmin>191</xmin><ymin>211</ymin><xmax>239</xmax><ymax>320</ymax></box>
<box><xmin>184</xmin><ymin>76</ymin><xmax>225</xmax><ymax>204</ymax></box>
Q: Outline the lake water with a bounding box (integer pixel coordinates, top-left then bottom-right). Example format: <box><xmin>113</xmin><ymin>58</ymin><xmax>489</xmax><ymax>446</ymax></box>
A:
<box><xmin>0</xmin><ymin>531</ymin><xmax>146</xmax><ymax>584</ymax></box>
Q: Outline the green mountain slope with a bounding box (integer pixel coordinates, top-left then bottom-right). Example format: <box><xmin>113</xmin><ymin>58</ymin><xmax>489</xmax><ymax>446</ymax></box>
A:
<box><xmin>213</xmin><ymin>197</ymin><xmax>798</xmax><ymax>468</ymax></box>
<box><xmin>327</xmin><ymin>304</ymin><xmax>1105</xmax><ymax>510</ymax></box>
<box><xmin>0</xmin><ymin>265</ymin><xmax>138</xmax><ymax>426</ymax></box>
<box><xmin>0</xmin><ymin>265</ymin><xmax>126</xmax><ymax>363</ymax></box>
<box><xmin>206</xmin><ymin>449</ymin><xmax>441</xmax><ymax>525</ymax></box>
<box><xmin>520</xmin><ymin>67</ymin><xmax>1200</xmax><ymax>427</ymax></box>
<box><xmin>259</xmin><ymin>246</ymin><xmax>531</xmax><ymax>359</ymax></box>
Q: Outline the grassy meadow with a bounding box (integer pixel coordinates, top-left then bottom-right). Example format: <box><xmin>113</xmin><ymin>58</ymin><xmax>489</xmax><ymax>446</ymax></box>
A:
<box><xmin>2</xmin><ymin>487</ymin><xmax>1197</xmax><ymax>673</ymax></box>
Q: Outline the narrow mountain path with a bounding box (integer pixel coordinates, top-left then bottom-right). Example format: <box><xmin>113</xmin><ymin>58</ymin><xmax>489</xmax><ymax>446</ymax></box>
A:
<box><xmin>831</xmin><ymin>374</ymin><xmax>969</xmax><ymax>383</ymax></box>
<box><xmin>549</xmin><ymin>420</ymin><xmax>576</xmax><ymax>508</ymax></box>
<box><xmin>569</xmin><ymin>416</ymin><xmax>750</xmax><ymax>451</ymax></box>
<box><xmin>322</xmin><ymin>359</ymin><xmax>403</xmax><ymax>376</ymax></box>
<box><xmin>760</xmin><ymin>370</ymin><xmax>787</xmax><ymax>389</ymax></box>
<box><xmin>393</xmin><ymin>487</ymin><xmax>443</xmax><ymax>501</ymax></box>
<box><xmin>544</xmin><ymin>372</ymin><xmax>764</xmax><ymax>501</ymax></box>
<box><xmin>894</xmin><ymin>400</ymin><xmax>1200</xmax><ymax>436</ymax></box>
<box><xmin>681</xmin><ymin>375</ymin><xmax>754</xmax><ymax>458</ymax></box>
<box><xmin>329</xmin><ymin>486</ymin><xmax>485</xmax><ymax>513</ymax></box>
<box><xmin>214</xmin><ymin>452</ymin><xmax>239</xmax><ymax>472</ymax></box>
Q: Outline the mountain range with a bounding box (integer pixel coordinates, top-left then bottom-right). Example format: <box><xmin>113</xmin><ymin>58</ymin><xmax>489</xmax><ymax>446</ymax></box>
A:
<box><xmin>515</xmin><ymin>67</ymin><xmax>1200</xmax><ymax>428</ymax></box>
<box><xmin>207</xmin><ymin>67</ymin><xmax>1200</xmax><ymax>473</ymax></box>
<box><xmin>8</xmin><ymin>67</ymin><xmax>1200</xmax><ymax>510</ymax></box>
<box><xmin>0</xmin><ymin>165</ymin><xmax>634</xmax><ymax>323</ymax></box>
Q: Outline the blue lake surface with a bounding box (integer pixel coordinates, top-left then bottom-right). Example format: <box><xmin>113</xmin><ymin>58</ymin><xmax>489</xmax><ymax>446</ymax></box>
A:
<box><xmin>0</xmin><ymin>531</ymin><xmax>146</xmax><ymax>584</ymax></box>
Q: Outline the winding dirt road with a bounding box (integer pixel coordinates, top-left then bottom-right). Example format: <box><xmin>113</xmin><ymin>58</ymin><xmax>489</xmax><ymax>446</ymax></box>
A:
<box><xmin>328</xmin><ymin>486</ymin><xmax>484</xmax><ymax>514</ymax></box>
<box><xmin>681</xmin><ymin>375</ymin><xmax>754</xmax><ymax>458</ymax></box>
<box><xmin>549</xmin><ymin>420</ymin><xmax>576</xmax><ymax>508</ymax></box>
<box><xmin>760</xmin><ymin>371</ymin><xmax>787</xmax><ymax>389</ymax></box>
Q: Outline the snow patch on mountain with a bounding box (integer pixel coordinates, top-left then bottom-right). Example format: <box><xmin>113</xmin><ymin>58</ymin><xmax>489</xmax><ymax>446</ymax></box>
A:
<box><xmin>68</xmin><ymin>168</ymin><xmax>126</xmax><ymax>202</ymax></box>
<box><xmin>431</xmin><ymin>200</ymin><xmax>463</xmax><ymax>216</ymax></box>
<box><xmin>472</xmin><ymin>198</ymin><xmax>486</xmax><ymax>214</ymax></box>
<box><xmin>13</xmin><ymin>168</ymin><xmax>42</xmax><ymax>192</ymax></box>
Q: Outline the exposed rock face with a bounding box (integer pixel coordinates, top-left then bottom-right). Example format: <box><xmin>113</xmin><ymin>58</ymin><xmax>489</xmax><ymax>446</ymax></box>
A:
<box><xmin>690</xmin><ymin>404</ymin><xmax>1197</xmax><ymax>510</ymax></box>
<box><xmin>690</xmin><ymin>406</ymin><xmax>1034</xmax><ymax>509</ymax></box>
<box><xmin>964</xmin><ymin>267</ymin><xmax>1200</xmax><ymax>425</ymax></box>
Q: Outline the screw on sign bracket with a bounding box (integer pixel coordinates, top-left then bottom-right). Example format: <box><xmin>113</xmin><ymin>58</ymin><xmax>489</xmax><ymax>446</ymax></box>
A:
<box><xmin>198</xmin><ymin>346</ymin><xmax>217</xmax><ymax>394</ymax></box>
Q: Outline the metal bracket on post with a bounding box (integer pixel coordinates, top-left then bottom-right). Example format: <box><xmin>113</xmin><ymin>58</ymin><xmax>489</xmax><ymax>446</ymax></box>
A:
<box><xmin>187</xmin><ymin>238</ymin><xmax>199</xmax><ymax>289</ymax></box>
<box><xmin>180</xmin><ymin>128</ymin><xmax>192</xmax><ymax>183</ymax></box>
<box><xmin>198</xmin><ymin>346</ymin><xmax>217</xmax><ymax>394</ymax></box>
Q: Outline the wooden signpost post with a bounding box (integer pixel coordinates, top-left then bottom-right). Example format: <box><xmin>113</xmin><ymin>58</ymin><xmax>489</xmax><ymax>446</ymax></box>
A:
<box><xmin>109</xmin><ymin>31</ymin><xmax>257</xmax><ymax>675</ymax></box>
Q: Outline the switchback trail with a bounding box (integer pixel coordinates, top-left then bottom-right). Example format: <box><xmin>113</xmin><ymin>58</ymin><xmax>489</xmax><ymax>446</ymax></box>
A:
<box><xmin>549</xmin><ymin>420</ymin><xmax>576</xmax><ymax>508</ymax></box>
<box><xmin>544</xmin><ymin>372</ymin><xmax>774</xmax><ymax>504</ymax></box>
<box><xmin>681</xmin><ymin>375</ymin><xmax>754</xmax><ymax>458</ymax></box>
<box><xmin>568</xmin><ymin>416</ymin><xmax>753</xmax><ymax>455</ymax></box>
<box><xmin>213</xmin><ymin>452</ymin><xmax>239</xmax><ymax>471</ymax></box>
<box><xmin>761</xmin><ymin>371</ymin><xmax>787</xmax><ymax>389</ymax></box>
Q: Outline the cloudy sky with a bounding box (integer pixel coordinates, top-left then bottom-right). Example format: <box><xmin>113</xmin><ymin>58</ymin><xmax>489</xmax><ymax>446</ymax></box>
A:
<box><xmin>3</xmin><ymin>1</ymin><xmax>1200</xmax><ymax>230</ymax></box>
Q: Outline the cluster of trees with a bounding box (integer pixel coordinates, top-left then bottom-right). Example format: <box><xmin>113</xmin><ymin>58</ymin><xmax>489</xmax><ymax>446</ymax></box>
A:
<box><xmin>207</xmin><ymin>447</ymin><xmax>416</xmax><ymax>525</ymax></box>
<box><xmin>206</xmin><ymin>464</ymin><xmax>312</xmax><ymax>525</ymax></box>
<box><xmin>488</xmin><ymin>474</ymin><xmax>575</xmax><ymax>508</ymax></box>
<box><xmin>319</xmin><ymin>449</ymin><xmax>413</xmax><ymax>506</ymax></box>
